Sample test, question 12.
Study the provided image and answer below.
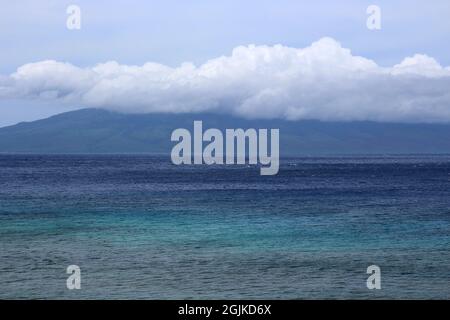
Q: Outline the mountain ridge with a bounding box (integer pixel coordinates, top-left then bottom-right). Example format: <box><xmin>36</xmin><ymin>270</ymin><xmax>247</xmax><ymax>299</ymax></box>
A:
<box><xmin>1</xmin><ymin>108</ymin><xmax>450</xmax><ymax>155</ymax></box>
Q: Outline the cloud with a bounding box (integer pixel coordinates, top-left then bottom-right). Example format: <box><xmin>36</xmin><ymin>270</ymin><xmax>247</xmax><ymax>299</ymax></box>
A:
<box><xmin>2</xmin><ymin>37</ymin><xmax>450</xmax><ymax>123</ymax></box>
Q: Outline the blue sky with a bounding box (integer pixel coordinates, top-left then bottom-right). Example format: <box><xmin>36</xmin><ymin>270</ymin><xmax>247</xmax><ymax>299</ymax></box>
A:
<box><xmin>1</xmin><ymin>0</ymin><xmax>450</xmax><ymax>126</ymax></box>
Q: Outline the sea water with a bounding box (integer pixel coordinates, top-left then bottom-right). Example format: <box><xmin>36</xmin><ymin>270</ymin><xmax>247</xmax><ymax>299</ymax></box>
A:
<box><xmin>0</xmin><ymin>155</ymin><xmax>449</xmax><ymax>299</ymax></box>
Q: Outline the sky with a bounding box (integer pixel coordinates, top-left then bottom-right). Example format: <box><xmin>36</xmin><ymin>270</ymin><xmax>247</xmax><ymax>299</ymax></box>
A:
<box><xmin>0</xmin><ymin>0</ymin><xmax>450</xmax><ymax>127</ymax></box>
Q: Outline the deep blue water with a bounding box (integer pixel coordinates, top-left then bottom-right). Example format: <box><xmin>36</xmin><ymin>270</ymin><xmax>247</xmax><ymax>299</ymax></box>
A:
<box><xmin>0</xmin><ymin>154</ymin><xmax>449</xmax><ymax>299</ymax></box>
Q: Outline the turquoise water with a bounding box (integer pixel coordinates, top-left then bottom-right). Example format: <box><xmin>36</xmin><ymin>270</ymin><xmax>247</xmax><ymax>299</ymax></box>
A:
<box><xmin>0</xmin><ymin>155</ymin><xmax>449</xmax><ymax>299</ymax></box>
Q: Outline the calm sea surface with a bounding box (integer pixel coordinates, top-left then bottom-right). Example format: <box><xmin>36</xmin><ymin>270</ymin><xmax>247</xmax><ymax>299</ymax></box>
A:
<box><xmin>0</xmin><ymin>155</ymin><xmax>449</xmax><ymax>299</ymax></box>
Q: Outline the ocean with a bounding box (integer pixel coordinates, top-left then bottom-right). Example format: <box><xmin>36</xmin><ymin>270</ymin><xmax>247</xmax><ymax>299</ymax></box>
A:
<box><xmin>0</xmin><ymin>154</ymin><xmax>449</xmax><ymax>299</ymax></box>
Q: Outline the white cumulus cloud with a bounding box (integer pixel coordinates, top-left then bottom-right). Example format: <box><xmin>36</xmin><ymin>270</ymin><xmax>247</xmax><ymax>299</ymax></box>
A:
<box><xmin>2</xmin><ymin>37</ymin><xmax>450</xmax><ymax>122</ymax></box>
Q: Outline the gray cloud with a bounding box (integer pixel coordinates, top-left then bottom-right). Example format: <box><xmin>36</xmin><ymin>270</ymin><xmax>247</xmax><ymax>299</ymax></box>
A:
<box><xmin>2</xmin><ymin>37</ymin><xmax>450</xmax><ymax>123</ymax></box>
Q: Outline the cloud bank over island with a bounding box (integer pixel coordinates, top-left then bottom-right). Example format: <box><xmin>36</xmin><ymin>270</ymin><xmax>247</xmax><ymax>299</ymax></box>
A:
<box><xmin>1</xmin><ymin>37</ymin><xmax>450</xmax><ymax>123</ymax></box>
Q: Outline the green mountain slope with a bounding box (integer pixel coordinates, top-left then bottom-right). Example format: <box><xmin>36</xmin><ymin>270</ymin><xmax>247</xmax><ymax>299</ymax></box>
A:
<box><xmin>1</xmin><ymin>108</ymin><xmax>450</xmax><ymax>155</ymax></box>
